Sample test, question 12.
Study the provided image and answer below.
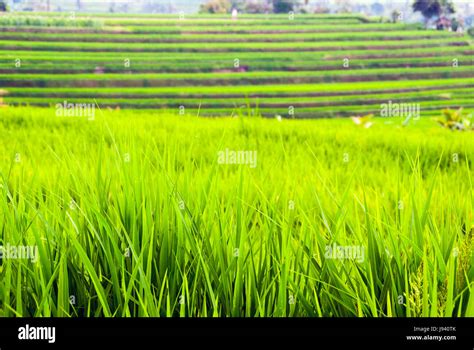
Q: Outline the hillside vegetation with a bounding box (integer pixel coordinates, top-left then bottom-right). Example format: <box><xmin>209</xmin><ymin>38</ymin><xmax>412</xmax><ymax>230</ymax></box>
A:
<box><xmin>0</xmin><ymin>13</ymin><xmax>472</xmax><ymax>117</ymax></box>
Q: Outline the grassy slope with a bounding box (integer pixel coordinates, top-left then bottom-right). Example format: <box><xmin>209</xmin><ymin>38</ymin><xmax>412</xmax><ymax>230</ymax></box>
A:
<box><xmin>0</xmin><ymin>107</ymin><xmax>473</xmax><ymax>317</ymax></box>
<box><xmin>0</xmin><ymin>13</ymin><xmax>472</xmax><ymax>116</ymax></box>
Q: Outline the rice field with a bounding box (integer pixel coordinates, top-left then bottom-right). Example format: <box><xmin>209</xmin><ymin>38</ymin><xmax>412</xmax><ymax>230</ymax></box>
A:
<box><xmin>0</xmin><ymin>12</ymin><xmax>473</xmax><ymax>117</ymax></box>
<box><xmin>0</xmin><ymin>12</ymin><xmax>473</xmax><ymax>318</ymax></box>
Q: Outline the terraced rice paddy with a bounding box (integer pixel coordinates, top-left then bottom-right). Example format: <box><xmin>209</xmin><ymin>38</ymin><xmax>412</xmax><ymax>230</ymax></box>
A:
<box><xmin>0</xmin><ymin>12</ymin><xmax>473</xmax><ymax>117</ymax></box>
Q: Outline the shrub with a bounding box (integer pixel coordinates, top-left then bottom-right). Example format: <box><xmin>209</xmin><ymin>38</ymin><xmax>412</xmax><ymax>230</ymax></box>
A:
<box><xmin>436</xmin><ymin>108</ymin><xmax>473</xmax><ymax>131</ymax></box>
<box><xmin>199</xmin><ymin>0</ymin><xmax>232</xmax><ymax>14</ymax></box>
<box><xmin>272</xmin><ymin>0</ymin><xmax>298</xmax><ymax>13</ymax></box>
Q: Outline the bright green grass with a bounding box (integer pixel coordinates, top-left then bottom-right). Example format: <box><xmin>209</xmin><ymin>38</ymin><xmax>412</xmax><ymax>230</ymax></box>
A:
<box><xmin>14</xmin><ymin>13</ymin><xmax>367</xmax><ymax>19</ymax></box>
<box><xmin>0</xmin><ymin>15</ymin><xmax>366</xmax><ymax>27</ymax></box>
<box><xmin>1</xmin><ymin>13</ymin><xmax>472</xmax><ymax>117</ymax></box>
<box><xmin>3</xmin><ymin>66</ymin><xmax>472</xmax><ymax>80</ymax></box>
<box><xmin>5</xmin><ymin>78</ymin><xmax>472</xmax><ymax>95</ymax></box>
<box><xmin>0</xmin><ymin>23</ymin><xmax>420</xmax><ymax>34</ymax></box>
<box><xmin>13</xmin><ymin>13</ymin><xmax>366</xmax><ymax>19</ymax></box>
<box><xmin>66</xmin><ymin>18</ymin><xmax>367</xmax><ymax>27</ymax></box>
<box><xmin>0</xmin><ymin>38</ymin><xmax>465</xmax><ymax>52</ymax></box>
<box><xmin>1</xmin><ymin>56</ymin><xmax>471</xmax><ymax>74</ymax></box>
<box><xmin>4</xmin><ymin>79</ymin><xmax>474</xmax><ymax>116</ymax></box>
<box><xmin>123</xmin><ymin>23</ymin><xmax>421</xmax><ymax>33</ymax></box>
<box><xmin>4</xmin><ymin>87</ymin><xmax>473</xmax><ymax>100</ymax></box>
<box><xmin>0</xmin><ymin>106</ymin><xmax>473</xmax><ymax>317</ymax></box>
<box><xmin>0</xmin><ymin>13</ymin><xmax>371</xmax><ymax>26</ymax></box>
<box><xmin>5</xmin><ymin>99</ymin><xmax>472</xmax><ymax>119</ymax></box>
<box><xmin>2</xmin><ymin>46</ymin><xmax>470</xmax><ymax>60</ymax></box>
<box><xmin>1</xmin><ymin>67</ymin><xmax>470</xmax><ymax>91</ymax></box>
<box><xmin>4</xmin><ymin>91</ymin><xmax>474</xmax><ymax>107</ymax></box>
<box><xmin>0</xmin><ymin>30</ymin><xmax>459</xmax><ymax>43</ymax></box>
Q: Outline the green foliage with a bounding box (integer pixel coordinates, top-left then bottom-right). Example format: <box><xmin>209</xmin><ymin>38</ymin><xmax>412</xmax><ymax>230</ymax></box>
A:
<box><xmin>272</xmin><ymin>0</ymin><xmax>298</xmax><ymax>13</ymax></box>
<box><xmin>412</xmin><ymin>0</ymin><xmax>455</xmax><ymax>24</ymax></box>
<box><xmin>199</xmin><ymin>0</ymin><xmax>232</xmax><ymax>14</ymax></box>
<box><xmin>0</xmin><ymin>107</ymin><xmax>473</xmax><ymax>317</ymax></box>
<box><xmin>1</xmin><ymin>12</ymin><xmax>469</xmax><ymax>117</ymax></box>
<box><xmin>436</xmin><ymin>108</ymin><xmax>474</xmax><ymax>131</ymax></box>
<box><xmin>0</xmin><ymin>15</ymin><xmax>102</xmax><ymax>28</ymax></box>
<box><xmin>0</xmin><ymin>10</ymin><xmax>472</xmax><ymax>319</ymax></box>
<box><xmin>391</xmin><ymin>10</ymin><xmax>402</xmax><ymax>23</ymax></box>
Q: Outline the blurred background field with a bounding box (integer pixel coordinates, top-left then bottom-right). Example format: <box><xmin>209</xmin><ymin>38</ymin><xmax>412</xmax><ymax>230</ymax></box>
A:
<box><xmin>0</xmin><ymin>9</ymin><xmax>472</xmax><ymax>118</ymax></box>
